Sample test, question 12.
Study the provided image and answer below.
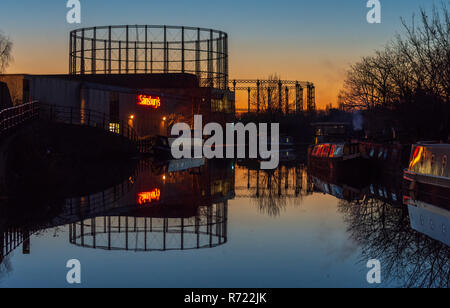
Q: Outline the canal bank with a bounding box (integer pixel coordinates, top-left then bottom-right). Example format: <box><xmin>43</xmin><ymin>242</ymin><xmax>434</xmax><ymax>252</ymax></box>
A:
<box><xmin>2</xmin><ymin>120</ymin><xmax>138</xmax><ymax>199</ymax></box>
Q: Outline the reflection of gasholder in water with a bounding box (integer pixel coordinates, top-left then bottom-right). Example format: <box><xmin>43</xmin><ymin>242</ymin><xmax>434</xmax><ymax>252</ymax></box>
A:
<box><xmin>69</xmin><ymin>203</ymin><xmax>227</xmax><ymax>251</ymax></box>
<box><xmin>0</xmin><ymin>159</ymin><xmax>235</xmax><ymax>269</ymax></box>
<box><xmin>67</xmin><ymin>159</ymin><xmax>235</xmax><ymax>251</ymax></box>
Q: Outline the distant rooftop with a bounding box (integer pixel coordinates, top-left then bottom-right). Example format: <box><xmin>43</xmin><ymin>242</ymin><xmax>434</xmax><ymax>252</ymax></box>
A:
<box><xmin>1</xmin><ymin>73</ymin><xmax>200</xmax><ymax>89</ymax></box>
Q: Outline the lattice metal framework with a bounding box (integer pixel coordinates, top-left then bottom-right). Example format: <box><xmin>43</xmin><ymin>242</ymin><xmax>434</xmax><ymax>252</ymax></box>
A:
<box><xmin>230</xmin><ymin>79</ymin><xmax>315</xmax><ymax>114</ymax></box>
<box><xmin>69</xmin><ymin>25</ymin><xmax>229</xmax><ymax>89</ymax></box>
<box><xmin>69</xmin><ymin>202</ymin><xmax>228</xmax><ymax>252</ymax></box>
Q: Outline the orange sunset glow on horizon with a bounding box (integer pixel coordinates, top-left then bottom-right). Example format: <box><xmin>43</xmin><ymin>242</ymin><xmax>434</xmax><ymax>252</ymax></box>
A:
<box><xmin>1</xmin><ymin>0</ymin><xmax>434</xmax><ymax>109</ymax></box>
<box><xmin>4</xmin><ymin>45</ymin><xmax>360</xmax><ymax>110</ymax></box>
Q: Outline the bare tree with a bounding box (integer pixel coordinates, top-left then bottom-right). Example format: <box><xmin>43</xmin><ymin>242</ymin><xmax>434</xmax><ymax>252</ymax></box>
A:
<box><xmin>398</xmin><ymin>3</ymin><xmax>450</xmax><ymax>102</ymax></box>
<box><xmin>252</xmin><ymin>167</ymin><xmax>287</xmax><ymax>217</ymax></box>
<box><xmin>339</xmin><ymin>3</ymin><xmax>449</xmax><ymax>111</ymax></box>
<box><xmin>0</xmin><ymin>32</ymin><xmax>13</xmax><ymax>73</ymax></box>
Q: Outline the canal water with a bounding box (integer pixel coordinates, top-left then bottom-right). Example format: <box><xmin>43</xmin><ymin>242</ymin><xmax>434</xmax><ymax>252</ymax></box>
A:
<box><xmin>0</xmin><ymin>158</ymin><xmax>448</xmax><ymax>288</ymax></box>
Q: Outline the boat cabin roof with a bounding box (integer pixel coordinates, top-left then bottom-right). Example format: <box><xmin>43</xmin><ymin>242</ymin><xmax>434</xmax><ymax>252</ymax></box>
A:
<box><xmin>416</xmin><ymin>143</ymin><xmax>450</xmax><ymax>148</ymax></box>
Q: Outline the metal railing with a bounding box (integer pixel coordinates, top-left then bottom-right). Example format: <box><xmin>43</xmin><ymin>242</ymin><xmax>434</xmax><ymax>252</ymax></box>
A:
<box><xmin>39</xmin><ymin>103</ymin><xmax>139</xmax><ymax>143</ymax></box>
<box><xmin>1</xmin><ymin>102</ymin><xmax>149</xmax><ymax>152</ymax></box>
<box><xmin>0</xmin><ymin>101</ymin><xmax>39</xmax><ymax>137</ymax></box>
<box><xmin>0</xmin><ymin>228</ymin><xmax>32</xmax><ymax>262</ymax></box>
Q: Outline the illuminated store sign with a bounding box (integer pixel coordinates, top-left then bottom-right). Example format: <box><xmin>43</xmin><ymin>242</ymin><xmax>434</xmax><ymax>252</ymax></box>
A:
<box><xmin>138</xmin><ymin>95</ymin><xmax>161</xmax><ymax>108</ymax></box>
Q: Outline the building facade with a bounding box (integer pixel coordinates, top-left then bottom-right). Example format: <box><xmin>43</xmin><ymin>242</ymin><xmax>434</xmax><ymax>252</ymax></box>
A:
<box><xmin>0</xmin><ymin>73</ymin><xmax>235</xmax><ymax>138</ymax></box>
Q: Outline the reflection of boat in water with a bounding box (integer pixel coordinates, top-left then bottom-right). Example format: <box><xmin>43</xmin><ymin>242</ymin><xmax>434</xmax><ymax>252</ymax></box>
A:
<box><xmin>404</xmin><ymin>143</ymin><xmax>450</xmax><ymax>208</ymax></box>
<box><xmin>339</xmin><ymin>192</ymin><xmax>450</xmax><ymax>287</ymax></box>
<box><xmin>311</xmin><ymin>176</ymin><xmax>362</xmax><ymax>201</ymax></box>
<box><xmin>310</xmin><ymin>166</ymin><xmax>404</xmax><ymax>206</ymax></box>
<box><xmin>406</xmin><ymin>199</ymin><xmax>450</xmax><ymax>246</ymax></box>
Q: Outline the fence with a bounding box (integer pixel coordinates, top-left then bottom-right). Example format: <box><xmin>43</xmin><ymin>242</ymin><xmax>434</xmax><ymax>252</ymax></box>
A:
<box><xmin>39</xmin><ymin>103</ymin><xmax>139</xmax><ymax>143</ymax></box>
<box><xmin>1</xmin><ymin>101</ymin><xmax>160</xmax><ymax>154</ymax></box>
<box><xmin>0</xmin><ymin>101</ymin><xmax>39</xmax><ymax>137</ymax></box>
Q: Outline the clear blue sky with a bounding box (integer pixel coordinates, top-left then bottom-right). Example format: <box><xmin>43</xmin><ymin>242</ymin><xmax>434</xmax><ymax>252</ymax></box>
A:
<box><xmin>0</xmin><ymin>0</ymin><xmax>441</xmax><ymax>106</ymax></box>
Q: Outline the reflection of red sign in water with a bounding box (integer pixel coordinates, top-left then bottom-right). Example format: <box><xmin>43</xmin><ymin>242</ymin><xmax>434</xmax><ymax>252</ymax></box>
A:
<box><xmin>138</xmin><ymin>95</ymin><xmax>161</xmax><ymax>108</ymax></box>
<box><xmin>138</xmin><ymin>189</ymin><xmax>161</xmax><ymax>205</ymax></box>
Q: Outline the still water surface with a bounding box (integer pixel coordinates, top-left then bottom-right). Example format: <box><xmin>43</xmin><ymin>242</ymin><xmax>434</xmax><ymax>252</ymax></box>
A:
<box><xmin>0</xmin><ymin>158</ymin><xmax>448</xmax><ymax>288</ymax></box>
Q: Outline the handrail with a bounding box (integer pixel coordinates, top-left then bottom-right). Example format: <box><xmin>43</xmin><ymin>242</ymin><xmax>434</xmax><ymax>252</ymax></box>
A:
<box><xmin>39</xmin><ymin>103</ymin><xmax>139</xmax><ymax>143</ymax></box>
<box><xmin>0</xmin><ymin>101</ymin><xmax>39</xmax><ymax>137</ymax></box>
<box><xmin>0</xmin><ymin>102</ymin><xmax>146</xmax><ymax>152</ymax></box>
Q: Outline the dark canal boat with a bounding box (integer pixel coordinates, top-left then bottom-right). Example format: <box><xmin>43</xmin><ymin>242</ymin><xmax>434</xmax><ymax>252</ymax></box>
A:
<box><xmin>404</xmin><ymin>143</ymin><xmax>450</xmax><ymax>209</ymax></box>
<box><xmin>308</xmin><ymin>142</ymin><xmax>366</xmax><ymax>183</ymax></box>
<box><xmin>360</xmin><ymin>142</ymin><xmax>411</xmax><ymax>175</ymax></box>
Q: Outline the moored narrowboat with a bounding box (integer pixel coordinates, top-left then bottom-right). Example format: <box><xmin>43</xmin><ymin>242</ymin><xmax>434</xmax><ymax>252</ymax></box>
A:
<box><xmin>404</xmin><ymin>143</ymin><xmax>450</xmax><ymax>209</ymax></box>
<box><xmin>308</xmin><ymin>142</ymin><xmax>367</xmax><ymax>183</ymax></box>
<box><xmin>360</xmin><ymin>142</ymin><xmax>411</xmax><ymax>175</ymax></box>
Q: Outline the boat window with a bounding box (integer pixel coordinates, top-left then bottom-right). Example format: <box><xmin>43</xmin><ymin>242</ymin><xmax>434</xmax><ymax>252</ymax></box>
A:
<box><xmin>378</xmin><ymin>149</ymin><xmax>384</xmax><ymax>159</ymax></box>
<box><xmin>334</xmin><ymin>146</ymin><xmax>343</xmax><ymax>157</ymax></box>
<box><xmin>329</xmin><ymin>145</ymin><xmax>336</xmax><ymax>157</ymax></box>
<box><xmin>392</xmin><ymin>193</ymin><xmax>397</xmax><ymax>202</ymax></box>
<box><xmin>443</xmin><ymin>155</ymin><xmax>448</xmax><ymax>176</ymax></box>
<box><xmin>317</xmin><ymin>145</ymin><xmax>323</xmax><ymax>156</ymax></box>
<box><xmin>318</xmin><ymin>145</ymin><xmax>324</xmax><ymax>156</ymax></box>
<box><xmin>313</xmin><ymin>146</ymin><xmax>320</xmax><ymax>156</ymax></box>
<box><xmin>321</xmin><ymin>145</ymin><xmax>329</xmax><ymax>157</ymax></box>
